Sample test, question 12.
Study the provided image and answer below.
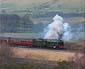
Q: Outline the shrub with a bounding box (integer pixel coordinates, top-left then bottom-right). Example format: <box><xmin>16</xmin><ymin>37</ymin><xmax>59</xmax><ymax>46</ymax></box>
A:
<box><xmin>0</xmin><ymin>44</ymin><xmax>13</xmax><ymax>64</ymax></box>
<box><xmin>54</xmin><ymin>61</ymin><xmax>72</xmax><ymax>69</ymax></box>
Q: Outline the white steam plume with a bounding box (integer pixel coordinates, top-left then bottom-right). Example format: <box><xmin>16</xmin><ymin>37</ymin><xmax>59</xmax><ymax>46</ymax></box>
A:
<box><xmin>62</xmin><ymin>22</ymin><xmax>72</xmax><ymax>41</ymax></box>
<box><xmin>44</xmin><ymin>14</ymin><xmax>72</xmax><ymax>41</ymax></box>
<box><xmin>44</xmin><ymin>14</ymin><xmax>64</xmax><ymax>40</ymax></box>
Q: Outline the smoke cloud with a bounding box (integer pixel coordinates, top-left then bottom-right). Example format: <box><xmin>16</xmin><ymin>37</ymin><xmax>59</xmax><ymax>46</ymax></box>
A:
<box><xmin>44</xmin><ymin>15</ymin><xmax>64</xmax><ymax>40</ymax></box>
<box><xmin>44</xmin><ymin>14</ymin><xmax>73</xmax><ymax>41</ymax></box>
<box><xmin>62</xmin><ymin>22</ymin><xmax>72</xmax><ymax>41</ymax></box>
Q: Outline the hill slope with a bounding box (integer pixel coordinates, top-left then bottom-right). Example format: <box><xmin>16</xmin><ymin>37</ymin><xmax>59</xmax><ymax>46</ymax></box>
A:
<box><xmin>0</xmin><ymin>0</ymin><xmax>84</xmax><ymax>13</ymax></box>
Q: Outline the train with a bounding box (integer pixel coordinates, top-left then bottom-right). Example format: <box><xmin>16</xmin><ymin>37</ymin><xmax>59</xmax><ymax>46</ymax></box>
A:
<box><xmin>0</xmin><ymin>37</ymin><xmax>64</xmax><ymax>49</ymax></box>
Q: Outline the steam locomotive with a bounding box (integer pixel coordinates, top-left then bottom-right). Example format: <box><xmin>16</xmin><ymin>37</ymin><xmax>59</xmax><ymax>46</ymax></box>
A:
<box><xmin>0</xmin><ymin>37</ymin><xmax>64</xmax><ymax>49</ymax></box>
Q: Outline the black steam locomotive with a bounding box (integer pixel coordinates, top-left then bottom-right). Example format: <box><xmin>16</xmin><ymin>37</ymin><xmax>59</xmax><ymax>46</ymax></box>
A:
<box><xmin>33</xmin><ymin>39</ymin><xmax>64</xmax><ymax>49</ymax></box>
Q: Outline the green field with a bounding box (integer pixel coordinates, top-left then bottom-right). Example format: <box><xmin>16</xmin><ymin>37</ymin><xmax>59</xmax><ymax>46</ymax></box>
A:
<box><xmin>0</xmin><ymin>33</ymin><xmax>41</xmax><ymax>39</ymax></box>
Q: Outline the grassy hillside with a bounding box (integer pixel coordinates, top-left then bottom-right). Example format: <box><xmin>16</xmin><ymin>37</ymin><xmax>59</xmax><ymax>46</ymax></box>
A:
<box><xmin>0</xmin><ymin>0</ymin><xmax>84</xmax><ymax>13</ymax></box>
<box><xmin>0</xmin><ymin>0</ymin><xmax>84</xmax><ymax>36</ymax></box>
<box><xmin>48</xmin><ymin>0</ymin><xmax>84</xmax><ymax>12</ymax></box>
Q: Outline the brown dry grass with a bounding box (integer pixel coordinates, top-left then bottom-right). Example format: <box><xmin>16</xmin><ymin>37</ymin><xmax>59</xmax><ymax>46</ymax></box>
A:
<box><xmin>11</xmin><ymin>47</ymin><xmax>80</xmax><ymax>62</ymax></box>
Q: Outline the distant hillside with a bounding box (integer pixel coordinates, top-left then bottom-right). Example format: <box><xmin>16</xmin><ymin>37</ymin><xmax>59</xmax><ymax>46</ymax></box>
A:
<box><xmin>37</xmin><ymin>0</ymin><xmax>84</xmax><ymax>12</ymax></box>
<box><xmin>0</xmin><ymin>0</ymin><xmax>84</xmax><ymax>13</ymax></box>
